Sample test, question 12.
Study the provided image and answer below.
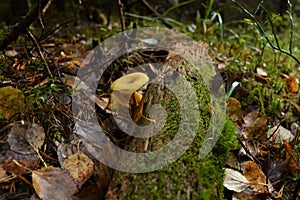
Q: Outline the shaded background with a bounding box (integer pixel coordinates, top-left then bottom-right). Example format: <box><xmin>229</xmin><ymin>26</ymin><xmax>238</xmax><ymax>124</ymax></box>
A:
<box><xmin>1</xmin><ymin>0</ymin><xmax>299</xmax><ymax>26</ymax></box>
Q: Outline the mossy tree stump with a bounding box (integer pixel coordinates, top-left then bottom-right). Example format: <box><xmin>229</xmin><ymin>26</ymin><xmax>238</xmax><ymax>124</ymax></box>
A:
<box><xmin>105</xmin><ymin>53</ymin><xmax>238</xmax><ymax>200</ymax></box>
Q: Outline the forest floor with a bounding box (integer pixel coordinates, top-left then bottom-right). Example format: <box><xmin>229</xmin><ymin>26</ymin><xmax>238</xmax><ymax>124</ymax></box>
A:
<box><xmin>0</xmin><ymin>3</ymin><xmax>300</xmax><ymax>200</ymax></box>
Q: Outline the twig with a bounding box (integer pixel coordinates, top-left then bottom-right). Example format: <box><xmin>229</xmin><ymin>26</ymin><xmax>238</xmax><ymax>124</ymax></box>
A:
<box><xmin>0</xmin><ymin>174</ymin><xmax>17</xmax><ymax>183</ymax></box>
<box><xmin>266</xmin><ymin>118</ymin><xmax>286</xmax><ymax>141</ymax></box>
<box><xmin>140</xmin><ymin>0</ymin><xmax>173</xmax><ymax>29</ymax></box>
<box><xmin>237</xmin><ymin>136</ymin><xmax>262</xmax><ymax>165</ymax></box>
<box><xmin>42</xmin><ymin>0</ymin><xmax>53</xmax><ymax>15</ymax></box>
<box><xmin>38</xmin><ymin>19</ymin><xmax>76</xmax><ymax>42</ymax></box>
<box><xmin>26</xmin><ymin>137</ymin><xmax>48</xmax><ymax>167</ymax></box>
<box><xmin>12</xmin><ymin>160</ymin><xmax>33</xmax><ymax>172</ymax></box>
<box><xmin>232</xmin><ymin>0</ymin><xmax>300</xmax><ymax>65</ymax></box>
<box><xmin>39</xmin><ymin>0</ymin><xmax>53</xmax><ymax>31</ymax></box>
<box><xmin>118</xmin><ymin>0</ymin><xmax>127</xmax><ymax>32</ymax></box>
<box><xmin>0</xmin><ymin>0</ymin><xmax>50</xmax><ymax>51</ymax></box>
<box><xmin>26</xmin><ymin>29</ymin><xmax>53</xmax><ymax>78</ymax></box>
<box><xmin>18</xmin><ymin>174</ymin><xmax>33</xmax><ymax>187</ymax></box>
<box><xmin>38</xmin><ymin>1</ymin><xmax>45</xmax><ymax>29</ymax></box>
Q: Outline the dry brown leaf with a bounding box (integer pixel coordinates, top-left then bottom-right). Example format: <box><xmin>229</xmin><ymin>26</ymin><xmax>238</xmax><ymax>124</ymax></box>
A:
<box><xmin>284</xmin><ymin>77</ymin><xmax>299</xmax><ymax>93</ymax></box>
<box><xmin>0</xmin><ymin>147</ymin><xmax>40</xmax><ymax>175</ymax></box>
<box><xmin>227</xmin><ymin>97</ymin><xmax>242</xmax><ymax>122</ymax></box>
<box><xmin>255</xmin><ymin>73</ymin><xmax>271</xmax><ymax>84</ymax></box>
<box><xmin>243</xmin><ymin>116</ymin><xmax>268</xmax><ymax>138</ymax></box>
<box><xmin>243</xmin><ymin>111</ymin><xmax>259</xmax><ymax>126</ymax></box>
<box><xmin>243</xmin><ymin>161</ymin><xmax>269</xmax><ymax>193</ymax></box>
<box><xmin>7</xmin><ymin>122</ymin><xmax>45</xmax><ymax>155</ymax></box>
<box><xmin>0</xmin><ymin>86</ymin><xmax>25</xmax><ymax>119</ymax></box>
<box><xmin>32</xmin><ymin>166</ymin><xmax>78</xmax><ymax>200</ymax></box>
<box><xmin>61</xmin><ymin>74</ymin><xmax>76</xmax><ymax>87</ymax></box>
<box><xmin>267</xmin><ymin>125</ymin><xmax>294</xmax><ymax>143</ymax></box>
<box><xmin>61</xmin><ymin>152</ymin><xmax>94</xmax><ymax>188</ymax></box>
<box><xmin>5</xmin><ymin>49</ymin><xmax>19</xmax><ymax>57</ymax></box>
<box><xmin>283</xmin><ymin>140</ymin><xmax>299</xmax><ymax>175</ymax></box>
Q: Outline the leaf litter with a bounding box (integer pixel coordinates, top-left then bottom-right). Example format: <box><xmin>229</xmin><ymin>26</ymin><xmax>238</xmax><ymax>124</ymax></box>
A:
<box><xmin>222</xmin><ymin>62</ymin><xmax>300</xmax><ymax>199</ymax></box>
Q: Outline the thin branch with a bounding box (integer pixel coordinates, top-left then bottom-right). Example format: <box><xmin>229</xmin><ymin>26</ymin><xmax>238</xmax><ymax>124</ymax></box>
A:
<box><xmin>38</xmin><ymin>19</ymin><xmax>76</xmax><ymax>42</ymax></box>
<box><xmin>26</xmin><ymin>29</ymin><xmax>53</xmax><ymax>78</ymax></box>
<box><xmin>118</xmin><ymin>0</ymin><xmax>126</xmax><ymax>32</ymax></box>
<box><xmin>261</xmin><ymin>6</ymin><xmax>280</xmax><ymax>49</ymax></box>
<box><xmin>42</xmin><ymin>0</ymin><xmax>54</xmax><ymax>15</ymax></box>
<box><xmin>38</xmin><ymin>1</ymin><xmax>45</xmax><ymax>29</ymax></box>
<box><xmin>237</xmin><ymin>136</ymin><xmax>262</xmax><ymax>165</ymax></box>
<box><xmin>0</xmin><ymin>0</ymin><xmax>51</xmax><ymax>51</ymax></box>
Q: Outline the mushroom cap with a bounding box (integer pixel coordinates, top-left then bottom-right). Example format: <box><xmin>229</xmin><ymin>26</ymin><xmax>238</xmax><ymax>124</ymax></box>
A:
<box><xmin>110</xmin><ymin>72</ymin><xmax>149</xmax><ymax>93</ymax></box>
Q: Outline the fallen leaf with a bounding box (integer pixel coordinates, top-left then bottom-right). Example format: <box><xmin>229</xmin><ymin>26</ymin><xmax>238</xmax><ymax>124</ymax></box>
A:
<box><xmin>266</xmin><ymin>158</ymin><xmax>288</xmax><ymax>183</ymax></box>
<box><xmin>255</xmin><ymin>73</ymin><xmax>271</xmax><ymax>84</ymax></box>
<box><xmin>283</xmin><ymin>140</ymin><xmax>298</xmax><ymax>175</ymax></box>
<box><xmin>243</xmin><ymin>111</ymin><xmax>259</xmax><ymax>126</ymax></box>
<box><xmin>7</xmin><ymin>122</ymin><xmax>45</xmax><ymax>154</ymax></box>
<box><xmin>32</xmin><ymin>166</ymin><xmax>78</xmax><ymax>200</ymax></box>
<box><xmin>284</xmin><ymin>77</ymin><xmax>299</xmax><ymax>93</ymax></box>
<box><xmin>243</xmin><ymin>161</ymin><xmax>270</xmax><ymax>193</ymax></box>
<box><xmin>5</xmin><ymin>49</ymin><xmax>19</xmax><ymax>57</ymax></box>
<box><xmin>61</xmin><ymin>152</ymin><xmax>94</xmax><ymax>188</ymax></box>
<box><xmin>243</xmin><ymin>116</ymin><xmax>268</xmax><ymax>138</ymax></box>
<box><xmin>223</xmin><ymin>168</ymin><xmax>250</xmax><ymax>192</ymax></box>
<box><xmin>267</xmin><ymin>125</ymin><xmax>294</xmax><ymax>143</ymax></box>
<box><xmin>0</xmin><ymin>149</ymin><xmax>40</xmax><ymax>175</ymax></box>
<box><xmin>227</xmin><ymin>97</ymin><xmax>242</xmax><ymax>122</ymax></box>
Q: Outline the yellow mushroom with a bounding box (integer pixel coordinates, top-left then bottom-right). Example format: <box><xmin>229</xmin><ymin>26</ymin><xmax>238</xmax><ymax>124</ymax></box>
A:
<box><xmin>110</xmin><ymin>72</ymin><xmax>149</xmax><ymax>109</ymax></box>
<box><xmin>110</xmin><ymin>72</ymin><xmax>149</xmax><ymax>93</ymax></box>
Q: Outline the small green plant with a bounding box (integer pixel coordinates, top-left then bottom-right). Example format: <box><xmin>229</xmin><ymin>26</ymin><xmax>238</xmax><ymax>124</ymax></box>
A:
<box><xmin>194</xmin><ymin>0</ymin><xmax>224</xmax><ymax>40</ymax></box>
<box><xmin>232</xmin><ymin>0</ymin><xmax>300</xmax><ymax>65</ymax></box>
<box><xmin>24</xmin><ymin>78</ymin><xmax>69</xmax><ymax>141</ymax></box>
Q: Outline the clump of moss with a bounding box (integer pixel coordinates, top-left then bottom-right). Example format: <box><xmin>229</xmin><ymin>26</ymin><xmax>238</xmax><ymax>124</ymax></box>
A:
<box><xmin>0</xmin><ymin>86</ymin><xmax>25</xmax><ymax>120</ymax></box>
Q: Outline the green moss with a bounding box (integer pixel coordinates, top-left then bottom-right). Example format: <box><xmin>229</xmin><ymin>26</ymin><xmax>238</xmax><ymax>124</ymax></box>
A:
<box><xmin>108</xmin><ymin>118</ymin><xmax>237</xmax><ymax>200</ymax></box>
<box><xmin>0</xmin><ymin>86</ymin><xmax>25</xmax><ymax>119</ymax></box>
